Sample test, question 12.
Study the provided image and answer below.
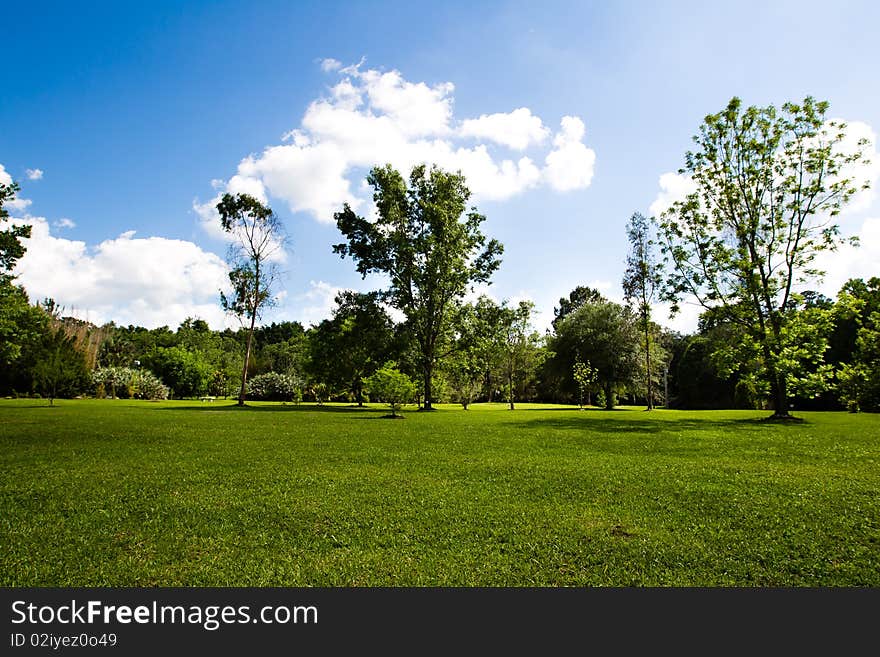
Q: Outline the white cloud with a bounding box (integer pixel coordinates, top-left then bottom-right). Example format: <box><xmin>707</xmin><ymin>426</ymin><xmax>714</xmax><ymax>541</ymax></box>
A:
<box><xmin>26</xmin><ymin>168</ymin><xmax>44</xmax><ymax>181</ymax></box>
<box><xmin>460</xmin><ymin>108</ymin><xmax>549</xmax><ymax>151</ymax></box>
<box><xmin>320</xmin><ymin>58</ymin><xmax>342</xmax><ymax>72</ymax></box>
<box><xmin>294</xmin><ymin>280</ymin><xmax>345</xmax><ymax>327</ymax></box>
<box><xmin>196</xmin><ymin>62</ymin><xmax>596</xmax><ymax>224</ymax></box>
<box><xmin>0</xmin><ymin>163</ymin><xmax>33</xmax><ymax>211</ymax></box>
<box><xmin>814</xmin><ymin>216</ymin><xmax>880</xmax><ymax>297</ymax></box>
<box><xmin>543</xmin><ymin>116</ymin><xmax>596</xmax><ymax>191</ymax></box>
<box><xmin>53</xmin><ymin>217</ymin><xmax>76</xmax><ymax>229</ymax></box>
<box><xmin>12</xmin><ymin>216</ymin><xmax>231</xmax><ymax>329</ymax></box>
<box><xmin>649</xmin><ymin>172</ymin><xmax>696</xmax><ymax>217</ymax></box>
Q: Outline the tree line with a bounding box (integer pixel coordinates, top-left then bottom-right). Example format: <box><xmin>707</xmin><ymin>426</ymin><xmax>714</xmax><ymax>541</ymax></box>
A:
<box><xmin>1</xmin><ymin>95</ymin><xmax>876</xmax><ymax>414</ymax></box>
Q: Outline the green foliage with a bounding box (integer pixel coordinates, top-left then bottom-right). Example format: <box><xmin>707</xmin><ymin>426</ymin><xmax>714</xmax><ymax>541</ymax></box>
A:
<box><xmin>498</xmin><ymin>300</ymin><xmax>545</xmax><ymax>409</ymax></box>
<box><xmin>572</xmin><ymin>359</ymin><xmax>597</xmax><ymax>409</ymax></box>
<box><xmin>364</xmin><ymin>363</ymin><xmax>417</xmax><ymax>416</ymax></box>
<box><xmin>659</xmin><ymin>96</ymin><xmax>871</xmax><ymax>417</ymax></box>
<box><xmin>144</xmin><ymin>345</ymin><xmax>211</xmax><ymax>398</ymax></box>
<box><xmin>552</xmin><ymin>285</ymin><xmax>605</xmax><ymax>331</ymax></box>
<box><xmin>334</xmin><ymin>164</ymin><xmax>503</xmax><ymax>409</ymax></box>
<box><xmin>0</xmin><ymin>179</ymin><xmax>31</xmax><ymax>283</ymax></box>
<box><xmin>551</xmin><ymin>300</ymin><xmax>641</xmax><ymax>409</ymax></box>
<box><xmin>622</xmin><ymin>212</ymin><xmax>662</xmax><ymax>409</ymax></box>
<box><xmin>307</xmin><ymin>291</ymin><xmax>395</xmax><ymax>405</ymax></box>
<box><xmin>31</xmin><ymin>326</ymin><xmax>90</xmax><ymax>404</ymax></box>
<box><xmin>0</xmin><ymin>283</ymin><xmax>47</xmax><ymax>367</ymax></box>
<box><xmin>246</xmin><ymin>371</ymin><xmax>302</xmax><ymax>402</ymax></box>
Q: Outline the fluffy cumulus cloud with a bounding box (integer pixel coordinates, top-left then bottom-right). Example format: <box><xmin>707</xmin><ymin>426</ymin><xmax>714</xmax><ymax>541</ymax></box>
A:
<box><xmin>543</xmin><ymin>116</ymin><xmax>596</xmax><ymax>191</ymax></box>
<box><xmin>196</xmin><ymin>61</ymin><xmax>597</xmax><ymax>225</ymax></box>
<box><xmin>26</xmin><ymin>168</ymin><xmax>44</xmax><ymax>180</ymax></box>
<box><xmin>459</xmin><ymin>107</ymin><xmax>549</xmax><ymax>151</ymax></box>
<box><xmin>12</xmin><ymin>216</ymin><xmax>231</xmax><ymax>329</ymax></box>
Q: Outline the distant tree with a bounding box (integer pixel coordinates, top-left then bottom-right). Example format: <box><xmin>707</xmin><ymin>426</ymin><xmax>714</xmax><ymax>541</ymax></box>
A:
<box><xmin>552</xmin><ymin>300</ymin><xmax>641</xmax><ymax>409</ymax></box>
<box><xmin>444</xmin><ymin>299</ymin><xmax>502</xmax><ymax>409</ymax></box>
<box><xmin>834</xmin><ymin>278</ymin><xmax>880</xmax><ymax>411</ymax></box>
<box><xmin>31</xmin><ymin>325</ymin><xmax>89</xmax><ymax>405</ymax></box>
<box><xmin>659</xmin><ymin>96</ymin><xmax>871</xmax><ymax>419</ymax></box>
<box><xmin>622</xmin><ymin>212</ymin><xmax>662</xmax><ymax>410</ymax></box>
<box><xmin>499</xmin><ymin>301</ymin><xmax>543</xmax><ymax>410</ymax></box>
<box><xmin>217</xmin><ymin>193</ymin><xmax>286</xmax><ymax>406</ymax></box>
<box><xmin>333</xmin><ymin>164</ymin><xmax>503</xmax><ymax>410</ymax></box>
<box><xmin>144</xmin><ymin>345</ymin><xmax>211</xmax><ymax>398</ymax></box>
<box><xmin>552</xmin><ymin>285</ymin><xmax>605</xmax><ymax>331</ymax></box>
<box><xmin>364</xmin><ymin>363</ymin><xmax>417</xmax><ymax>418</ymax></box>
<box><xmin>308</xmin><ymin>291</ymin><xmax>395</xmax><ymax>405</ymax></box>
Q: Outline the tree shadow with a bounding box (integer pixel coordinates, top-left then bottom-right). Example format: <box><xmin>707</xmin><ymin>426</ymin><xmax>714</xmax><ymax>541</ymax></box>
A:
<box><xmin>155</xmin><ymin>403</ymin><xmax>387</xmax><ymax>414</ymax></box>
<box><xmin>507</xmin><ymin>414</ymin><xmax>802</xmax><ymax>436</ymax></box>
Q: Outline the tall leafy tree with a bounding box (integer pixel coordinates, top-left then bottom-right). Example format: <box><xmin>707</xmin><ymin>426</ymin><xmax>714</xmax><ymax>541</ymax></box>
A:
<box><xmin>659</xmin><ymin>96</ymin><xmax>871</xmax><ymax>419</ymax></box>
<box><xmin>623</xmin><ymin>212</ymin><xmax>662</xmax><ymax>409</ymax></box>
<box><xmin>333</xmin><ymin>164</ymin><xmax>502</xmax><ymax>410</ymax></box>
<box><xmin>217</xmin><ymin>193</ymin><xmax>286</xmax><ymax>405</ymax></box>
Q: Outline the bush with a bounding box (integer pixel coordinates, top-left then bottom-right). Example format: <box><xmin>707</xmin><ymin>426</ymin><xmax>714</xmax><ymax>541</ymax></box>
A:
<box><xmin>246</xmin><ymin>372</ymin><xmax>301</xmax><ymax>402</ymax></box>
<box><xmin>92</xmin><ymin>367</ymin><xmax>169</xmax><ymax>400</ymax></box>
<box><xmin>364</xmin><ymin>363</ymin><xmax>416</xmax><ymax>417</ymax></box>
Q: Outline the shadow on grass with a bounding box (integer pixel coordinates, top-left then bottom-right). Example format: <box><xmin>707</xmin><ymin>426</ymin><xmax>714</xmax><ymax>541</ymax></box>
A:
<box><xmin>507</xmin><ymin>415</ymin><xmax>804</xmax><ymax>435</ymax></box>
<box><xmin>155</xmin><ymin>403</ymin><xmax>388</xmax><ymax>414</ymax></box>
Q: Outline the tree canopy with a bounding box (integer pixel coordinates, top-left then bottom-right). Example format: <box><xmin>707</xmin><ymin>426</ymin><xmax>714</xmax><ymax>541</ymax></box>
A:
<box><xmin>333</xmin><ymin>164</ymin><xmax>503</xmax><ymax>410</ymax></box>
<box><xmin>659</xmin><ymin>96</ymin><xmax>871</xmax><ymax>419</ymax></box>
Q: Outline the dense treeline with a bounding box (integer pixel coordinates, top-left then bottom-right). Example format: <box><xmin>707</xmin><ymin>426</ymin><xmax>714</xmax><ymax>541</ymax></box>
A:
<box><xmin>2</xmin><ymin>277</ymin><xmax>878</xmax><ymax>412</ymax></box>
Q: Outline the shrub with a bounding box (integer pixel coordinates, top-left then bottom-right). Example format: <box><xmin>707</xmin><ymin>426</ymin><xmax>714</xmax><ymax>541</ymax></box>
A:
<box><xmin>92</xmin><ymin>367</ymin><xmax>169</xmax><ymax>400</ymax></box>
<box><xmin>364</xmin><ymin>363</ymin><xmax>416</xmax><ymax>417</ymax></box>
<box><xmin>246</xmin><ymin>372</ymin><xmax>301</xmax><ymax>402</ymax></box>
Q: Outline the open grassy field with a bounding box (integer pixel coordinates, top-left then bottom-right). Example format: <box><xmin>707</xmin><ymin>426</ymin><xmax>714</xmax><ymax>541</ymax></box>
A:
<box><xmin>1</xmin><ymin>399</ymin><xmax>878</xmax><ymax>586</ymax></box>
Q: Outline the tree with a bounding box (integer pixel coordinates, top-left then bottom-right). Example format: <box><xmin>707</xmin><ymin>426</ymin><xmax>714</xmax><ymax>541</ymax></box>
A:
<box><xmin>144</xmin><ymin>346</ymin><xmax>211</xmax><ymax>399</ymax></box>
<box><xmin>499</xmin><ymin>300</ymin><xmax>543</xmax><ymax>410</ymax></box>
<box><xmin>622</xmin><ymin>212</ymin><xmax>662</xmax><ymax>410</ymax></box>
<box><xmin>572</xmin><ymin>358</ymin><xmax>597</xmax><ymax>409</ymax></box>
<box><xmin>307</xmin><ymin>291</ymin><xmax>395</xmax><ymax>405</ymax></box>
<box><xmin>444</xmin><ymin>298</ymin><xmax>503</xmax><ymax>409</ymax></box>
<box><xmin>217</xmin><ymin>193</ymin><xmax>286</xmax><ymax>406</ymax></box>
<box><xmin>551</xmin><ymin>300</ymin><xmax>641</xmax><ymax>409</ymax></box>
<box><xmin>32</xmin><ymin>325</ymin><xmax>90</xmax><ymax>405</ymax></box>
<box><xmin>364</xmin><ymin>363</ymin><xmax>417</xmax><ymax>418</ymax></box>
<box><xmin>1</xmin><ymin>179</ymin><xmax>31</xmax><ymax>284</ymax></box>
<box><xmin>659</xmin><ymin>96</ymin><xmax>871</xmax><ymax>419</ymax></box>
<box><xmin>333</xmin><ymin>164</ymin><xmax>503</xmax><ymax>410</ymax></box>
<box><xmin>552</xmin><ymin>285</ymin><xmax>605</xmax><ymax>331</ymax></box>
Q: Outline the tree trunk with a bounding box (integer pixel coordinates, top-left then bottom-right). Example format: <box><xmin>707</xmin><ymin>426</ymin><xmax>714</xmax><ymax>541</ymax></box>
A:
<box><xmin>770</xmin><ymin>373</ymin><xmax>791</xmax><ymax>419</ymax></box>
<box><xmin>508</xmin><ymin>357</ymin><xmax>514</xmax><ymax>410</ymax></box>
<box><xmin>644</xmin><ymin>317</ymin><xmax>653</xmax><ymax>410</ymax></box>
<box><xmin>604</xmin><ymin>381</ymin><xmax>614</xmax><ymax>410</ymax></box>
<box><xmin>422</xmin><ymin>363</ymin><xmax>434</xmax><ymax>410</ymax></box>
<box><xmin>238</xmin><ymin>314</ymin><xmax>256</xmax><ymax>406</ymax></box>
<box><xmin>356</xmin><ymin>380</ymin><xmax>363</xmax><ymax>407</ymax></box>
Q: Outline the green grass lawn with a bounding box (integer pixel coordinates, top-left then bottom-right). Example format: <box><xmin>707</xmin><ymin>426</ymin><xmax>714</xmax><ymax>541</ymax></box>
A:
<box><xmin>1</xmin><ymin>399</ymin><xmax>878</xmax><ymax>586</ymax></box>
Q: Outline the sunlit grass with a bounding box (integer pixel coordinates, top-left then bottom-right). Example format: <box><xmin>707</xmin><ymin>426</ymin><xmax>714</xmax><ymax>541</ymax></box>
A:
<box><xmin>1</xmin><ymin>399</ymin><xmax>878</xmax><ymax>585</ymax></box>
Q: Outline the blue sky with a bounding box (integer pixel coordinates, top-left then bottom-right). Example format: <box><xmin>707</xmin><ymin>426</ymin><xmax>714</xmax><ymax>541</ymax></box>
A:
<box><xmin>3</xmin><ymin>0</ymin><xmax>879</xmax><ymax>331</ymax></box>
